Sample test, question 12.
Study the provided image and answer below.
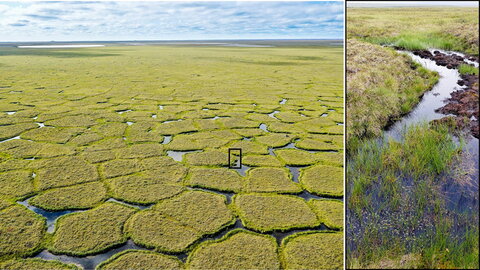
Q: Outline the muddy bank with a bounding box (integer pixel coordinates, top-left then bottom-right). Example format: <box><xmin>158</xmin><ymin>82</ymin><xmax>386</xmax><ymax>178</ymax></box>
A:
<box><xmin>412</xmin><ymin>49</ymin><xmax>479</xmax><ymax>138</ymax></box>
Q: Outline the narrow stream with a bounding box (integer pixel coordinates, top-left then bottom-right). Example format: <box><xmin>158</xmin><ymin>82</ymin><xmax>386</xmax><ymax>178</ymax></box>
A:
<box><xmin>385</xmin><ymin>50</ymin><xmax>479</xmax><ymax>206</ymax></box>
<box><xmin>385</xmin><ymin>51</ymin><xmax>466</xmax><ymax>139</ymax></box>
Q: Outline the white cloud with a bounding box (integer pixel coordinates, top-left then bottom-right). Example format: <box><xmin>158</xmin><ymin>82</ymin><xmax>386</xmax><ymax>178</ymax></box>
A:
<box><xmin>0</xmin><ymin>1</ymin><xmax>344</xmax><ymax>41</ymax></box>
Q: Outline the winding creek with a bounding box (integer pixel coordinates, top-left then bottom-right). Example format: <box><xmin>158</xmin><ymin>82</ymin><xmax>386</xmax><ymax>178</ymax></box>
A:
<box><xmin>386</xmin><ymin>49</ymin><xmax>479</xmax><ymax>211</ymax></box>
<box><xmin>347</xmin><ymin>48</ymin><xmax>479</xmax><ymax>255</ymax></box>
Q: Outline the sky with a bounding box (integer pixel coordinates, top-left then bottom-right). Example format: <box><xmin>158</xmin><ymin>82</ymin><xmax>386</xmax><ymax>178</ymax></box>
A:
<box><xmin>347</xmin><ymin>1</ymin><xmax>479</xmax><ymax>8</ymax></box>
<box><xmin>0</xmin><ymin>1</ymin><xmax>344</xmax><ymax>42</ymax></box>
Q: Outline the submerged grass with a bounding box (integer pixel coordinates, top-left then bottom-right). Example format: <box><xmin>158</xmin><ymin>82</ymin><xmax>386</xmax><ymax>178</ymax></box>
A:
<box><xmin>346</xmin><ymin>123</ymin><xmax>477</xmax><ymax>269</ymax></box>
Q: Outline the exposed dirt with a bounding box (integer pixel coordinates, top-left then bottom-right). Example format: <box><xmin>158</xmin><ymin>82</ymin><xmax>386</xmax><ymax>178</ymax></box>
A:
<box><xmin>413</xmin><ymin>49</ymin><xmax>479</xmax><ymax>138</ymax></box>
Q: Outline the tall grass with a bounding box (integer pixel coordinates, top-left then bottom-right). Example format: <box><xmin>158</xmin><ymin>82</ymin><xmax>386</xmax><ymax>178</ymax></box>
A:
<box><xmin>458</xmin><ymin>64</ymin><xmax>479</xmax><ymax>75</ymax></box>
<box><xmin>347</xmin><ymin>122</ymin><xmax>468</xmax><ymax>268</ymax></box>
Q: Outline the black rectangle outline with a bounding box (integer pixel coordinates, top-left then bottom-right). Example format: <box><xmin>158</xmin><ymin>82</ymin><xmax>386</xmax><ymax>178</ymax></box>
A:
<box><xmin>228</xmin><ymin>148</ymin><xmax>242</xmax><ymax>169</ymax></box>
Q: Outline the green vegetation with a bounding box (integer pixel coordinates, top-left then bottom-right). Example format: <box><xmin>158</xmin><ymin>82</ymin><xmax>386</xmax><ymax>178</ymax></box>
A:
<box><xmin>0</xmin><ymin>170</ymin><xmax>35</xmax><ymax>199</ymax></box>
<box><xmin>232</xmin><ymin>193</ymin><xmax>320</xmax><ymax>232</ymax></box>
<box><xmin>187</xmin><ymin>229</ymin><xmax>280</xmax><ymax>269</ymax></box>
<box><xmin>0</xmin><ymin>44</ymin><xmax>343</xmax><ymax>266</ymax></box>
<box><xmin>347</xmin><ymin>123</ymin><xmax>479</xmax><ymax>268</ymax></box>
<box><xmin>29</xmin><ymin>182</ymin><xmax>107</xmax><ymax>210</ymax></box>
<box><xmin>243</xmin><ymin>167</ymin><xmax>301</xmax><ymax>193</ymax></box>
<box><xmin>458</xmin><ymin>64</ymin><xmax>479</xmax><ymax>75</ymax></box>
<box><xmin>106</xmin><ymin>174</ymin><xmax>185</xmax><ymax>204</ymax></box>
<box><xmin>49</xmin><ymin>202</ymin><xmax>137</xmax><ymax>256</ymax></box>
<box><xmin>348</xmin><ymin>8</ymin><xmax>479</xmax><ymax>54</ymax></box>
<box><xmin>300</xmin><ymin>164</ymin><xmax>343</xmax><ymax>197</ymax></box>
<box><xmin>126</xmin><ymin>191</ymin><xmax>234</xmax><ymax>252</ymax></box>
<box><xmin>346</xmin><ymin>39</ymin><xmax>438</xmax><ymax>151</ymax></box>
<box><xmin>96</xmin><ymin>250</ymin><xmax>183</xmax><ymax>270</ymax></box>
<box><xmin>0</xmin><ymin>205</ymin><xmax>45</xmax><ymax>258</ymax></box>
<box><xmin>308</xmin><ymin>199</ymin><xmax>343</xmax><ymax>229</ymax></box>
<box><xmin>185</xmin><ymin>167</ymin><xmax>243</xmax><ymax>192</ymax></box>
<box><xmin>0</xmin><ymin>258</ymin><xmax>81</xmax><ymax>270</ymax></box>
<box><xmin>281</xmin><ymin>231</ymin><xmax>343</xmax><ymax>270</ymax></box>
<box><xmin>35</xmin><ymin>156</ymin><xmax>99</xmax><ymax>190</ymax></box>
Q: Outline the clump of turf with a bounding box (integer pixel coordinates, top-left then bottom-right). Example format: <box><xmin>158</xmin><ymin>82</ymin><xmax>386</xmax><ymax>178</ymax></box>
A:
<box><xmin>36</xmin><ymin>156</ymin><xmax>99</xmax><ymax>189</ymax></box>
<box><xmin>107</xmin><ymin>174</ymin><xmax>185</xmax><ymax>204</ymax></box>
<box><xmin>187</xmin><ymin>229</ymin><xmax>280</xmax><ymax>269</ymax></box>
<box><xmin>49</xmin><ymin>202</ymin><xmax>137</xmax><ymax>256</ymax></box>
<box><xmin>184</xmin><ymin>149</ymin><xmax>229</xmax><ymax>166</ymax></box>
<box><xmin>126</xmin><ymin>190</ymin><xmax>234</xmax><ymax>252</ymax></box>
<box><xmin>96</xmin><ymin>250</ymin><xmax>183</xmax><ymax>270</ymax></box>
<box><xmin>243</xmin><ymin>167</ymin><xmax>301</xmax><ymax>193</ymax></box>
<box><xmin>274</xmin><ymin>149</ymin><xmax>318</xmax><ymax>166</ymax></box>
<box><xmin>308</xmin><ymin>199</ymin><xmax>343</xmax><ymax>229</ymax></box>
<box><xmin>0</xmin><ymin>258</ymin><xmax>80</xmax><ymax>270</ymax></box>
<box><xmin>233</xmin><ymin>193</ymin><xmax>320</xmax><ymax>232</ymax></box>
<box><xmin>29</xmin><ymin>182</ymin><xmax>108</xmax><ymax>210</ymax></box>
<box><xmin>255</xmin><ymin>133</ymin><xmax>294</xmax><ymax>147</ymax></box>
<box><xmin>0</xmin><ymin>170</ymin><xmax>34</xmax><ymax>199</ymax></box>
<box><xmin>300</xmin><ymin>164</ymin><xmax>343</xmax><ymax>197</ymax></box>
<box><xmin>281</xmin><ymin>231</ymin><xmax>343</xmax><ymax>269</ymax></box>
<box><xmin>0</xmin><ymin>205</ymin><xmax>46</xmax><ymax>257</ymax></box>
<box><xmin>243</xmin><ymin>154</ymin><xmax>283</xmax><ymax>167</ymax></box>
<box><xmin>186</xmin><ymin>167</ymin><xmax>243</xmax><ymax>192</ymax></box>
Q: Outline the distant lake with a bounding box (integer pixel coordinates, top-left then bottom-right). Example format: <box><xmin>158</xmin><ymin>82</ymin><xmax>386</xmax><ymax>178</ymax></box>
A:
<box><xmin>17</xmin><ymin>45</ymin><xmax>105</xmax><ymax>49</ymax></box>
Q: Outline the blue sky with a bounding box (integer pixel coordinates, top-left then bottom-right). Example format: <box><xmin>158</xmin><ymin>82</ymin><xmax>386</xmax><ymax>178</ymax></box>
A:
<box><xmin>0</xmin><ymin>1</ymin><xmax>344</xmax><ymax>42</ymax></box>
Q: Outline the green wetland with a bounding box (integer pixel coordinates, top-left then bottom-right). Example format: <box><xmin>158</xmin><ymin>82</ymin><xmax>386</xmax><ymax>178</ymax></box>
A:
<box><xmin>347</xmin><ymin>7</ymin><xmax>479</xmax><ymax>269</ymax></box>
<box><xmin>0</xmin><ymin>41</ymin><xmax>343</xmax><ymax>269</ymax></box>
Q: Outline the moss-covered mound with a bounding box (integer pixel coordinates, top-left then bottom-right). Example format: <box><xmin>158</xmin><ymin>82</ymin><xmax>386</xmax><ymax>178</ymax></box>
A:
<box><xmin>107</xmin><ymin>175</ymin><xmax>185</xmax><ymax>204</ymax></box>
<box><xmin>281</xmin><ymin>231</ymin><xmax>343</xmax><ymax>270</ymax></box>
<box><xmin>187</xmin><ymin>229</ymin><xmax>280</xmax><ymax>269</ymax></box>
<box><xmin>29</xmin><ymin>182</ymin><xmax>107</xmax><ymax>210</ymax></box>
<box><xmin>126</xmin><ymin>190</ymin><xmax>234</xmax><ymax>252</ymax></box>
<box><xmin>186</xmin><ymin>167</ymin><xmax>243</xmax><ymax>192</ymax></box>
<box><xmin>50</xmin><ymin>202</ymin><xmax>137</xmax><ymax>256</ymax></box>
<box><xmin>243</xmin><ymin>167</ymin><xmax>301</xmax><ymax>193</ymax></box>
<box><xmin>0</xmin><ymin>258</ymin><xmax>81</xmax><ymax>270</ymax></box>
<box><xmin>96</xmin><ymin>250</ymin><xmax>183</xmax><ymax>270</ymax></box>
<box><xmin>308</xmin><ymin>199</ymin><xmax>343</xmax><ymax>229</ymax></box>
<box><xmin>300</xmin><ymin>165</ymin><xmax>343</xmax><ymax>197</ymax></box>
<box><xmin>0</xmin><ymin>170</ymin><xmax>34</xmax><ymax>199</ymax></box>
<box><xmin>0</xmin><ymin>205</ymin><xmax>46</xmax><ymax>257</ymax></box>
<box><xmin>233</xmin><ymin>193</ymin><xmax>319</xmax><ymax>232</ymax></box>
<box><xmin>36</xmin><ymin>156</ymin><xmax>99</xmax><ymax>190</ymax></box>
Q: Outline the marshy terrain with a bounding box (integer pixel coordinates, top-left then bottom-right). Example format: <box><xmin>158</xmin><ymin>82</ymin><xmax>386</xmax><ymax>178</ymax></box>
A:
<box><xmin>346</xmin><ymin>7</ymin><xmax>479</xmax><ymax>269</ymax></box>
<box><xmin>0</xmin><ymin>42</ymin><xmax>343</xmax><ymax>269</ymax></box>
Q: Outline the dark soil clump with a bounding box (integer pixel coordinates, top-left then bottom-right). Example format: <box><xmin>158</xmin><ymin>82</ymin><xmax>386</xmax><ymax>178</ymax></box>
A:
<box><xmin>412</xmin><ymin>49</ymin><xmax>479</xmax><ymax>138</ymax></box>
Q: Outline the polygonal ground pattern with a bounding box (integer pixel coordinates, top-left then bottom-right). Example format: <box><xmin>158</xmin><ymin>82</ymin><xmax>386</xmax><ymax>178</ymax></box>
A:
<box><xmin>29</xmin><ymin>182</ymin><xmax>108</xmax><ymax>210</ymax></box>
<box><xmin>300</xmin><ymin>164</ymin><xmax>343</xmax><ymax>197</ymax></box>
<box><xmin>244</xmin><ymin>167</ymin><xmax>301</xmax><ymax>193</ymax></box>
<box><xmin>50</xmin><ymin>202</ymin><xmax>137</xmax><ymax>255</ymax></box>
<box><xmin>187</xmin><ymin>230</ymin><xmax>280</xmax><ymax>269</ymax></box>
<box><xmin>282</xmin><ymin>232</ymin><xmax>343</xmax><ymax>270</ymax></box>
<box><xmin>127</xmin><ymin>190</ymin><xmax>234</xmax><ymax>252</ymax></box>
<box><xmin>308</xmin><ymin>199</ymin><xmax>344</xmax><ymax>229</ymax></box>
<box><xmin>0</xmin><ymin>45</ymin><xmax>343</xmax><ymax>266</ymax></box>
<box><xmin>97</xmin><ymin>250</ymin><xmax>183</xmax><ymax>270</ymax></box>
<box><xmin>0</xmin><ymin>205</ymin><xmax>45</xmax><ymax>256</ymax></box>
<box><xmin>233</xmin><ymin>193</ymin><xmax>320</xmax><ymax>232</ymax></box>
<box><xmin>0</xmin><ymin>258</ymin><xmax>80</xmax><ymax>270</ymax></box>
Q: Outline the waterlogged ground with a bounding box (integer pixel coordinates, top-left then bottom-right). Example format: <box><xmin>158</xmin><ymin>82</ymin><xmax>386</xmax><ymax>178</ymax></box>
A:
<box><xmin>0</xmin><ymin>44</ymin><xmax>343</xmax><ymax>269</ymax></box>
